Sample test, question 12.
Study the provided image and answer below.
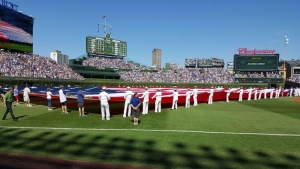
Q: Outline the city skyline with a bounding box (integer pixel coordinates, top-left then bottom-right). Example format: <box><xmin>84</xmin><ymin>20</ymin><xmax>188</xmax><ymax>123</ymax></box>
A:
<box><xmin>6</xmin><ymin>0</ymin><xmax>300</xmax><ymax>67</ymax></box>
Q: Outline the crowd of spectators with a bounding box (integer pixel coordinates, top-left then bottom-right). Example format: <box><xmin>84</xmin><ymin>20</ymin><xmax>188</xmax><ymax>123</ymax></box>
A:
<box><xmin>1</xmin><ymin>51</ymin><xmax>284</xmax><ymax>84</ymax></box>
<box><xmin>119</xmin><ymin>68</ymin><xmax>234</xmax><ymax>83</ymax></box>
<box><xmin>0</xmin><ymin>51</ymin><xmax>84</xmax><ymax>80</ymax></box>
<box><xmin>83</xmin><ymin>57</ymin><xmax>147</xmax><ymax>70</ymax></box>
<box><xmin>288</xmin><ymin>75</ymin><xmax>300</xmax><ymax>83</ymax></box>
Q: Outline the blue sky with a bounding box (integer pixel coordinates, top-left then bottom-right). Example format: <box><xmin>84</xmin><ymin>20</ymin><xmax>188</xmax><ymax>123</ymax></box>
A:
<box><xmin>9</xmin><ymin>0</ymin><xmax>300</xmax><ymax>67</ymax></box>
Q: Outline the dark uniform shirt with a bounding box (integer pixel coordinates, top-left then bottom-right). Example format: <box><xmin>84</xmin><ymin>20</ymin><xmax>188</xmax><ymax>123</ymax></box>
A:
<box><xmin>130</xmin><ymin>97</ymin><xmax>140</xmax><ymax>107</ymax></box>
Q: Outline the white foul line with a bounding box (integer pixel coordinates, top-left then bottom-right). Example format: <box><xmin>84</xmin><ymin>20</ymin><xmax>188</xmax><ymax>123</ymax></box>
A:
<box><xmin>0</xmin><ymin>126</ymin><xmax>300</xmax><ymax>137</ymax></box>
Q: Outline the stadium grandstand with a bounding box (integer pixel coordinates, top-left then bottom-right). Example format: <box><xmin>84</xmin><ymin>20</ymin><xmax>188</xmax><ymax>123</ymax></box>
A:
<box><xmin>0</xmin><ymin>50</ymin><xmax>84</xmax><ymax>80</ymax></box>
<box><xmin>0</xmin><ymin>49</ymin><xmax>287</xmax><ymax>84</ymax></box>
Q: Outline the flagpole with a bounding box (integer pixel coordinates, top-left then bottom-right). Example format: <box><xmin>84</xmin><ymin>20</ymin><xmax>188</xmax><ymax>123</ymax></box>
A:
<box><xmin>283</xmin><ymin>35</ymin><xmax>288</xmax><ymax>81</ymax></box>
<box><xmin>104</xmin><ymin>16</ymin><xmax>106</xmax><ymax>35</ymax></box>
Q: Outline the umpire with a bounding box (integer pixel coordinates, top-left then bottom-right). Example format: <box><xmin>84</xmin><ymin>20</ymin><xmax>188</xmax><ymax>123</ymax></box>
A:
<box><xmin>130</xmin><ymin>92</ymin><xmax>141</xmax><ymax>125</ymax></box>
<box><xmin>2</xmin><ymin>87</ymin><xmax>18</xmax><ymax>121</ymax></box>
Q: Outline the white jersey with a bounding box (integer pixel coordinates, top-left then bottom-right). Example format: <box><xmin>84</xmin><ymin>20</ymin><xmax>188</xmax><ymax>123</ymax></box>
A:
<box><xmin>226</xmin><ymin>89</ymin><xmax>231</xmax><ymax>94</ymax></box>
<box><xmin>46</xmin><ymin>91</ymin><xmax>52</xmax><ymax>99</ymax></box>
<box><xmin>58</xmin><ymin>89</ymin><xmax>67</xmax><ymax>103</ymax></box>
<box><xmin>124</xmin><ymin>91</ymin><xmax>133</xmax><ymax>101</ymax></box>
<box><xmin>152</xmin><ymin>91</ymin><xmax>162</xmax><ymax>101</ymax></box>
<box><xmin>186</xmin><ymin>91</ymin><xmax>191</xmax><ymax>99</ymax></box>
<box><xmin>248</xmin><ymin>89</ymin><xmax>252</xmax><ymax>94</ymax></box>
<box><xmin>99</xmin><ymin>91</ymin><xmax>110</xmax><ymax>104</ymax></box>
<box><xmin>172</xmin><ymin>91</ymin><xmax>179</xmax><ymax>100</ymax></box>
<box><xmin>23</xmin><ymin>87</ymin><xmax>30</xmax><ymax>97</ymax></box>
<box><xmin>209</xmin><ymin>89</ymin><xmax>214</xmax><ymax>96</ymax></box>
<box><xmin>141</xmin><ymin>91</ymin><xmax>149</xmax><ymax>102</ymax></box>
<box><xmin>191</xmin><ymin>89</ymin><xmax>198</xmax><ymax>98</ymax></box>
<box><xmin>239</xmin><ymin>89</ymin><xmax>244</xmax><ymax>94</ymax></box>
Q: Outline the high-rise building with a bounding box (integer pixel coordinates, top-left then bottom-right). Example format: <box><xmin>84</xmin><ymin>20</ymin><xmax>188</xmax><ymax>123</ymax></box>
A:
<box><xmin>152</xmin><ymin>48</ymin><xmax>162</xmax><ymax>69</ymax></box>
<box><xmin>50</xmin><ymin>50</ymin><xmax>69</xmax><ymax>65</ymax></box>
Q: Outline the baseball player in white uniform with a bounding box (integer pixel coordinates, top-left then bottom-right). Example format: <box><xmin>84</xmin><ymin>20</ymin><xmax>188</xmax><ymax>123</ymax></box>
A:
<box><xmin>258</xmin><ymin>88</ymin><xmax>263</xmax><ymax>100</ymax></box>
<box><xmin>264</xmin><ymin>88</ymin><xmax>267</xmax><ymax>99</ymax></box>
<box><xmin>185</xmin><ymin>88</ymin><xmax>191</xmax><ymax>108</ymax></box>
<box><xmin>207</xmin><ymin>87</ymin><xmax>214</xmax><ymax>104</ymax></box>
<box><xmin>152</xmin><ymin>89</ymin><xmax>162</xmax><ymax>113</ymax></box>
<box><xmin>140</xmin><ymin>87</ymin><xmax>149</xmax><ymax>114</ymax></box>
<box><xmin>238</xmin><ymin>87</ymin><xmax>244</xmax><ymax>101</ymax></box>
<box><xmin>270</xmin><ymin>88</ymin><xmax>274</xmax><ymax>99</ymax></box>
<box><xmin>254</xmin><ymin>88</ymin><xmax>258</xmax><ymax>100</ymax></box>
<box><xmin>171</xmin><ymin>89</ymin><xmax>179</xmax><ymax>110</ymax></box>
<box><xmin>123</xmin><ymin>87</ymin><xmax>133</xmax><ymax>117</ymax></box>
<box><xmin>247</xmin><ymin>87</ymin><xmax>253</xmax><ymax>101</ymax></box>
<box><xmin>98</xmin><ymin>87</ymin><xmax>110</xmax><ymax>120</ymax></box>
<box><xmin>225</xmin><ymin>88</ymin><xmax>231</xmax><ymax>102</ymax></box>
<box><xmin>191</xmin><ymin>86</ymin><xmax>198</xmax><ymax>106</ymax></box>
<box><xmin>275</xmin><ymin>88</ymin><xmax>279</xmax><ymax>98</ymax></box>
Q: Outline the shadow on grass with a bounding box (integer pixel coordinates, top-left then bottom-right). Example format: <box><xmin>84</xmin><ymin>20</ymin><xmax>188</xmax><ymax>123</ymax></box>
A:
<box><xmin>0</xmin><ymin>128</ymin><xmax>299</xmax><ymax>169</ymax></box>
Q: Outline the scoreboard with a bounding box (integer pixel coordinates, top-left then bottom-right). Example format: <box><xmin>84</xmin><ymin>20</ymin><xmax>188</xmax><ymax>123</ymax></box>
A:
<box><xmin>86</xmin><ymin>33</ymin><xmax>127</xmax><ymax>57</ymax></box>
<box><xmin>234</xmin><ymin>54</ymin><xmax>279</xmax><ymax>71</ymax></box>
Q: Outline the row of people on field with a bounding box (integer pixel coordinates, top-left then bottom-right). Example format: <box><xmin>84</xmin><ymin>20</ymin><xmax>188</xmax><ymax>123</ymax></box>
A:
<box><xmin>2</xmin><ymin>84</ymin><xmax>298</xmax><ymax>122</ymax></box>
<box><xmin>120</xmin><ymin>86</ymin><xmax>298</xmax><ymax>118</ymax></box>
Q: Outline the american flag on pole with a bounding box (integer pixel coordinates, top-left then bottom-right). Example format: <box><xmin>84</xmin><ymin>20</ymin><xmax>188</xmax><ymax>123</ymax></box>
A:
<box><xmin>102</xmin><ymin>16</ymin><xmax>106</xmax><ymax>19</ymax></box>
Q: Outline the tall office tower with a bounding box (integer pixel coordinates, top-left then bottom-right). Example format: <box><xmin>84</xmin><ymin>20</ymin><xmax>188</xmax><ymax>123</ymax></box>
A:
<box><xmin>152</xmin><ymin>48</ymin><xmax>162</xmax><ymax>69</ymax></box>
<box><xmin>50</xmin><ymin>50</ymin><xmax>69</xmax><ymax>65</ymax></box>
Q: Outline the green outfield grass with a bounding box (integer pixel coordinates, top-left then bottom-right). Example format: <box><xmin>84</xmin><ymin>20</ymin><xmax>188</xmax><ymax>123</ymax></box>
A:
<box><xmin>0</xmin><ymin>97</ymin><xmax>300</xmax><ymax>168</ymax></box>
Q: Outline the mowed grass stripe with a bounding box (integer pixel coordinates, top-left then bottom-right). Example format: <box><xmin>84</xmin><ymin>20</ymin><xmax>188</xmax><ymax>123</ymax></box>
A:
<box><xmin>0</xmin><ymin>126</ymin><xmax>300</xmax><ymax>137</ymax></box>
<box><xmin>0</xmin><ymin>97</ymin><xmax>299</xmax><ymax>134</ymax></box>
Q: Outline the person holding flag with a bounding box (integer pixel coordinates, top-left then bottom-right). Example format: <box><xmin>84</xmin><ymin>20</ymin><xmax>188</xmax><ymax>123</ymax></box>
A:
<box><xmin>225</xmin><ymin>88</ymin><xmax>232</xmax><ymax>102</ymax></box>
<box><xmin>152</xmin><ymin>89</ymin><xmax>162</xmax><ymax>113</ymax></box>
<box><xmin>238</xmin><ymin>87</ymin><xmax>244</xmax><ymax>101</ymax></box>
<box><xmin>207</xmin><ymin>86</ymin><xmax>214</xmax><ymax>105</ymax></box>
<box><xmin>140</xmin><ymin>87</ymin><xmax>149</xmax><ymax>114</ymax></box>
<box><xmin>99</xmin><ymin>87</ymin><xmax>110</xmax><ymax>120</ymax></box>
<box><xmin>191</xmin><ymin>86</ymin><xmax>198</xmax><ymax>106</ymax></box>
<box><xmin>185</xmin><ymin>88</ymin><xmax>191</xmax><ymax>108</ymax></box>
<box><xmin>171</xmin><ymin>89</ymin><xmax>178</xmax><ymax>110</ymax></box>
<box><xmin>247</xmin><ymin>87</ymin><xmax>253</xmax><ymax>101</ymax></box>
<box><xmin>123</xmin><ymin>86</ymin><xmax>133</xmax><ymax>117</ymax></box>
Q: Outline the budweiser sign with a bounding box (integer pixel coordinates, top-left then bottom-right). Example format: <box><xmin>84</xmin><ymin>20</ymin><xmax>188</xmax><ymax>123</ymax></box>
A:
<box><xmin>238</xmin><ymin>48</ymin><xmax>276</xmax><ymax>55</ymax></box>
